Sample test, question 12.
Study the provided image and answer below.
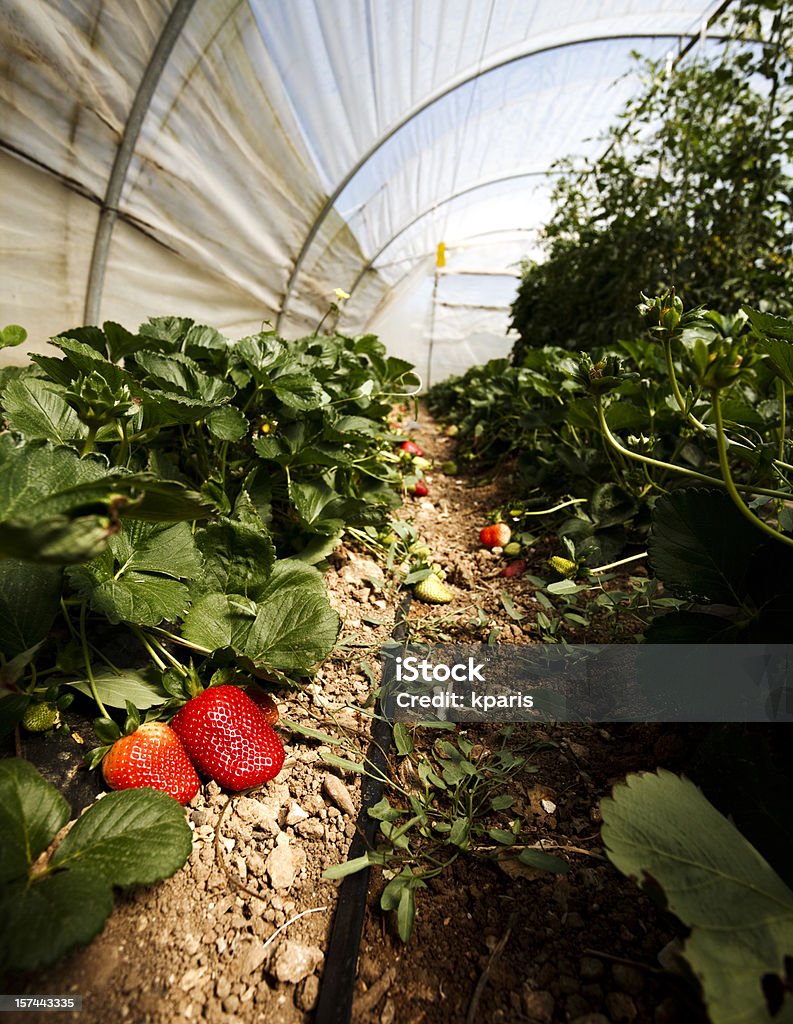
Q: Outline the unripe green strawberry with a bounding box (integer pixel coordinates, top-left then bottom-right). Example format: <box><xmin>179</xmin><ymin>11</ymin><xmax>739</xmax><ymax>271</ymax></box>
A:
<box><xmin>549</xmin><ymin>556</ymin><xmax>577</xmax><ymax>578</ymax></box>
<box><xmin>503</xmin><ymin>542</ymin><xmax>522</xmax><ymax>556</ymax></box>
<box><xmin>413</xmin><ymin>574</ymin><xmax>452</xmax><ymax>604</ymax></box>
<box><xmin>441</xmin><ymin>460</ymin><xmax>458</xmax><ymax>475</ymax></box>
<box><xmin>22</xmin><ymin>702</ymin><xmax>60</xmax><ymax>732</ymax></box>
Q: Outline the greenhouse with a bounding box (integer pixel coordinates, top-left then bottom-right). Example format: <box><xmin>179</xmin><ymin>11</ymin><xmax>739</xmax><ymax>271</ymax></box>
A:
<box><xmin>1</xmin><ymin>1</ymin><xmax>792</xmax><ymax>1023</ymax></box>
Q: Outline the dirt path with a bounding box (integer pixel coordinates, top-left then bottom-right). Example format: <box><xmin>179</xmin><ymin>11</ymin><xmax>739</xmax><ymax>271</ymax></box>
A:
<box><xmin>7</xmin><ymin>408</ymin><xmax>695</xmax><ymax>1024</ymax></box>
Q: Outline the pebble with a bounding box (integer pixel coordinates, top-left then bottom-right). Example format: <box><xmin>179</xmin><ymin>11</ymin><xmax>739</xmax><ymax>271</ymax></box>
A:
<box><xmin>612</xmin><ymin>964</ymin><xmax>644</xmax><ymax>995</ymax></box>
<box><xmin>522</xmin><ymin>987</ymin><xmax>554</xmax><ymax>1022</ymax></box>
<box><xmin>239</xmin><ymin>940</ymin><xmax>269</xmax><ymax>977</ymax></box>
<box><xmin>179</xmin><ymin>968</ymin><xmax>205</xmax><ymax>993</ymax></box>
<box><xmin>265</xmin><ymin>836</ymin><xmax>306</xmax><ymax>889</ymax></box>
<box><xmin>297</xmin><ymin>975</ymin><xmax>320</xmax><ymax>1012</ymax></box>
<box><xmin>286</xmin><ymin>801</ymin><xmax>309</xmax><ymax>826</ymax></box>
<box><xmin>323</xmin><ymin>774</ymin><xmax>356</xmax><ymax>816</ymax></box>
<box><xmin>606</xmin><ymin>992</ymin><xmax>638</xmax><ymax>1022</ymax></box>
<box><xmin>580</xmin><ymin>957</ymin><xmax>604</xmax><ymax>981</ymax></box>
<box><xmin>272</xmin><ymin>941</ymin><xmax>324</xmax><ymax>984</ymax></box>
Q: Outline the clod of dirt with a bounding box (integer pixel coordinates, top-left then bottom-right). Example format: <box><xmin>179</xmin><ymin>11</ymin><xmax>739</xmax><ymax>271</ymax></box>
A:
<box><xmin>272</xmin><ymin>941</ymin><xmax>324</xmax><ymax>984</ymax></box>
<box><xmin>323</xmin><ymin>773</ymin><xmax>356</xmax><ymax>816</ymax></box>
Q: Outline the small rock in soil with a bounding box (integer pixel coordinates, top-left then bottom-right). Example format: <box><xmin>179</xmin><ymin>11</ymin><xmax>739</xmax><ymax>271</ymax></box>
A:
<box><xmin>297</xmin><ymin>975</ymin><xmax>320</xmax><ymax>1012</ymax></box>
<box><xmin>239</xmin><ymin>939</ymin><xmax>269</xmax><ymax>977</ymax></box>
<box><xmin>612</xmin><ymin>963</ymin><xmax>644</xmax><ymax>995</ymax></box>
<box><xmin>323</xmin><ymin>773</ymin><xmax>356</xmax><ymax>816</ymax></box>
<box><xmin>522</xmin><ymin>987</ymin><xmax>554</xmax><ymax>1022</ymax></box>
<box><xmin>580</xmin><ymin>957</ymin><xmax>604</xmax><ymax>981</ymax></box>
<box><xmin>606</xmin><ymin>991</ymin><xmax>638</xmax><ymax>1022</ymax></box>
<box><xmin>265</xmin><ymin>836</ymin><xmax>305</xmax><ymax>889</ymax></box>
<box><xmin>285</xmin><ymin>800</ymin><xmax>309</xmax><ymax>825</ymax></box>
<box><xmin>272</xmin><ymin>941</ymin><xmax>324</xmax><ymax>984</ymax></box>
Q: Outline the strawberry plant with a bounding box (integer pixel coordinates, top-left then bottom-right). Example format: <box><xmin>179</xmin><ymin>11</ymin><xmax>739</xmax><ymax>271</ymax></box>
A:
<box><xmin>0</xmin><ymin>317</ymin><xmax>418</xmax><ymax>738</ymax></box>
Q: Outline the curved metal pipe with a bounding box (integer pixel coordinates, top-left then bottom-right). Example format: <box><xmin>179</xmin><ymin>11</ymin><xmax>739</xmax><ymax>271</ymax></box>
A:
<box><xmin>83</xmin><ymin>0</ymin><xmax>197</xmax><ymax>325</ymax></box>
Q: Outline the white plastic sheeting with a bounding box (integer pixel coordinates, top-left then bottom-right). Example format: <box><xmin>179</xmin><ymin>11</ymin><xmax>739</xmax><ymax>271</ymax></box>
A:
<box><xmin>1</xmin><ymin>0</ymin><xmax>724</xmax><ymax>378</ymax></box>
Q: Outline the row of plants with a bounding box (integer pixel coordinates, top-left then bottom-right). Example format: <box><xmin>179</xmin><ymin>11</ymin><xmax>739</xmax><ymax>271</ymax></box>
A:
<box><xmin>0</xmin><ymin>315</ymin><xmax>420</xmax><ymax>972</ymax></box>
<box><xmin>429</xmin><ymin>295</ymin><xmax>793</xmax><ymax>641</ymax></box>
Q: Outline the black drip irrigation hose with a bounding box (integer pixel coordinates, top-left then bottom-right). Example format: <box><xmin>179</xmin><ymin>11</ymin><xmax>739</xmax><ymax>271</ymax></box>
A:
<box><xmin>313</xmin><ymin>592</ymin><xmax>411</xmax><ymax>1024</ymax></box>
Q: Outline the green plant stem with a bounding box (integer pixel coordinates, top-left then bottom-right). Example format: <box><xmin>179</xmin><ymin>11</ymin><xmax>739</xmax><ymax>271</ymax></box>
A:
<box><xmin>142</xmin><ymin>631</ymin><xmax>188</xmax><ymax>677</ymax></box>
<box><xmin>130</xmin><ymin>626</ymin><xmax>168</xmax><ymax>673</ymax></box>
<box><xmin>778</xmin><ymin>378</ymin><xmax>786</xmax><ymax>464</ymax></box>
<box><xmin>81</xmin><ymin>426</ymin><xmax>97</xmax><ymax>457</ymax></box>
<box><xmin>115</xmin><ymin>419</ymin><xmax>130</xmax><ymax>466</ymax></box>
<box><xmin>663</xmin><ymin>338</ymin><xmax>707</xmax><ymax>432</ymax></box>
<box><xmin>146</xmin><ymin>625</ymin><xmax>212</xmax><ymax>655</ymax></box>
<box><xmin>596</xmin><ymin>396</ymin><xmax>792</xmax><ymax>501</ymax></box>
<box><xmin>712</xmin><ymin>390</ymin><xmax>793</xmax><ymax>551</ymax></box>
<box><xmin>78</xmin><ymin>602</ymin><xmax>110</xmax><ymax>718</ymax></box>
<box><xmin>589</xmin><ymin>551</ymin><xmax>648</xmax><ymax>575</ymax></box>
<box><xmin>518</xmin><ymin>498</ymin><xmax>587</xmax><ymax>516</ymax></box>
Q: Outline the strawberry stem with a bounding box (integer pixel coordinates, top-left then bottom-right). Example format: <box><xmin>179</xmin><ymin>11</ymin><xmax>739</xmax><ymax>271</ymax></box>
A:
<box><xmin>78</xmin><ymin>601</ymin><xmax>110</xmax><ymax>719</ymax></box>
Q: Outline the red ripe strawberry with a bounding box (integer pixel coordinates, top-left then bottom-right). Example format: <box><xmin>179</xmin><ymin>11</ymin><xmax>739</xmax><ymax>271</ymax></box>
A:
<box><xmin>171</xmin><ymin>685</ymin><xmax>285</xmax><ymax>791</ymax></box>
<box><xmin>102</xmin><ymin>722</ymin><xmax>200</xmax><ymax>806</ymax></box>
<box><xmin>408</xmin><ymin>478</ymin><xmax>429</xmax><ymax>497</ymax></box>
<box><xmin>480</xmin><ymin>523</ymin><xmax>511</xmax><ymax>548</ymax></box>
<box><xmin>500</xmin><ymin>558</ymin><xmax>528</xmax><ymax>578</ymax></box>
<box><xmin>244</xmin><ymin>687</ymin><xmax>280</xmax><ymax>726</ymax></box>
<box><xmin>400</xmin><ymin>440</ymin><xmax>424</xmax><ymax>456</ymax></box>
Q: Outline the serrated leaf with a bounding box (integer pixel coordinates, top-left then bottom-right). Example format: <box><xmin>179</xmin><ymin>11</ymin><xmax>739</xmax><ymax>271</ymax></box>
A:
<box><xmin>242</xmin><ymin>561</ymin><xmax>339</xmax><ymax>671</ymax></box>
<box><xmin>602</xmin><ymin>770</ymin><xmax>793</xmax><ymax>1024</ymax></box>
<box><xmin>2</xmin><ymin>378</ymin><xmax>88</xmax><ymax>444</ymax></box>
<box><xmin>0</xmin><ymin>759</ymin><xmax>70</xmax><ymax>885</ymax></box>
<box><xmin>0</xmin><ymin>560</ymin><xmax>62</xmax><ymax>658</ymax></box>
<box><xmin>271</xmin><ymin>372</ymin><xmax>329</xmax><ymax>410</ymax></box>
<box><xmin>69</xmin><ymin>521</ymin><xmax>200</xmax><ymax>626</ymax></box>
<box><xmin>0</xmin><ymin>870</ymin><xmax>113</xmax><ymax>971</ymax></box>
<box><xmin>66</xmin><ymin>668</ymin><xmax>168</xmax><ymax>709</ymax></box>
<box><xmin>193</xmin><ymin>518</ymin><xmax>273</xmax><ymax>599</ymax></box>
<box><xmin>206</xmin><ymin>406</ymin><xmax>248</xmax><ymax>442</ymax></box>
<box><xmin>52</xmin><ymin>788</ymin><xmax>192</xmax><ymax>886</ymax></box>
<box><xmin>649</xmin><ymin>489</ymin><xmax>760</xmax><ymax>604</ymax></box>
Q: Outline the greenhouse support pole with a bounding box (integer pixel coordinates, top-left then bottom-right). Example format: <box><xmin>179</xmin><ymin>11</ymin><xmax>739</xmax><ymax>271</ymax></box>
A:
<box><xmin>83</xmin><ymin>0</ymin><xmax>197</xmax><ymax>325</ymax></box>
<box><xmin>425</xmin><ymin>247</ymin><xmax>444</xmax><ymax>391</ymax></box>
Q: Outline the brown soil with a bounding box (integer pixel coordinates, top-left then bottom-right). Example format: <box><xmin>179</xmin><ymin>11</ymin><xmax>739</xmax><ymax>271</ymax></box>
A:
<box><xmin>4</xmin><ymin>409</ymin><xmax>702</xmax><ymax>1024</ymax></box>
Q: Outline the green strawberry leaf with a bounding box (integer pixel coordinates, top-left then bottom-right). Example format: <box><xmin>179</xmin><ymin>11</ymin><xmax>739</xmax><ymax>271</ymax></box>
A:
<box><xmin>182</xmin><ymin>561</ymin><xmax>338</xmax><ymax>673</ymax></box>
<box><xmin>602</xmin><ymin>770</ymin><xmax>793</xmax><ymax>1024</ymax></box>
<box><xmin>648</xmin><ymin>489</ymin><xmax>761</xmax><ymax>604</ymax></box>
<box><xmin>69</xmin><ymin>521</ymin><xmax>201</xmax><ymax>626</ymax></box>
<box><xmin>2</xmin><ymin>378</ymin><xmax>88</xmax><ymax>444</ymax></box>
<box><xmin>66</xmin><ymin>667</ymin><xmax>168</xmax><ymax>709</ymax></box>
<box><xmin>242</xmin><ymin>561</ymin><xmax>340</xmax><ymax>671</ymax></box>
<box><xmin>0</xmin><ymin>871</ymin><xmax>113</xmax><ymax>972</ymax></box>
<box><xmin>51</xmin><ymin>788</ymin><xmax>192</xmax><ymax>887</ymax></box>
<box><xmin>206</xmin><ymin>406</ymin><xmax>249</xmax><ymax>441</ymax></box>
<box><xmin>0</xmin><ymin>324</ymin><xmax>27</xmax><ymax>349</ymax></box>
<box><xmin>0</xmin><ymin>560</ymin><xmax>63</xmax><ymax>658</ymax></box>
<box><xmin>0</xmin><ymin>759</ymin><xmax>70</xmax><ymax>885</ymax></box>
<box><xmin>193</xmin><ymin>517</ymin><xmax>274</xmax><ymax>599</ymax></box>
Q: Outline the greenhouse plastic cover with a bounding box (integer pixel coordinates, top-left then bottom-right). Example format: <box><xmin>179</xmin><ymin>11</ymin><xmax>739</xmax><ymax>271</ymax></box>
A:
<box><xmin>2</xmin><ymin>1</ymin><xmax>724</xmax><ymax>382</ymax></box>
